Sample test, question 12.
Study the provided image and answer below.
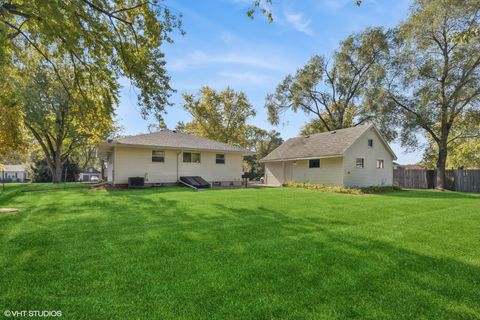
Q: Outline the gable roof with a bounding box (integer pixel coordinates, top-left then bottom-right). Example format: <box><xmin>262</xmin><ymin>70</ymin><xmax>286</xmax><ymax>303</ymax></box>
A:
<box><xmin>98</xmin><ymin>130</ymin><xmax>252</xmax><ymax>154</ymax></box>
<box><xmin>260</xmin><ymin>125</ymin><xmax>396</xmax><ymax>162</ymax></box>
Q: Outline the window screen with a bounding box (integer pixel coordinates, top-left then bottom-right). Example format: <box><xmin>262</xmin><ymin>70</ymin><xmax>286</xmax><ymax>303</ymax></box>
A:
<box><xmin>216</xmin><ymin>154</ymin><xmax>225</xmax><ymax>164</ymax></box>
<box><xmin>376</xmin><ymin>160</ymin><xmax>384</xmax><ymax>169</ymax></box>
<box><xmin>152</xmin><ymin>150</ymin><xmax>165</xmax><ymax>162</ymax></box>
<box><xmin>356</xmin><ymin>158</ymin><xmax>364</xmax><ymax>168</ymax></box>
<box><xmin>183</xmin><ymin>152</ymin><xmax>201</xmax><ymax>163</ymax></box>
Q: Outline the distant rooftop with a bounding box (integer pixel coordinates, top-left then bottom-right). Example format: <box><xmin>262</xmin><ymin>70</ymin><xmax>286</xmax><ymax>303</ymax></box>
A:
<box><xmin>3</xmin><ymin>165</ymin><xmax>26</xmax><ymax>172</ymax></box>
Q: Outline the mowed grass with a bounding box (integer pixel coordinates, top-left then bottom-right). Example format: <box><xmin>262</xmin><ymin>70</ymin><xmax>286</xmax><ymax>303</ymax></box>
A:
<box><xmin>0</xmin><ymin>184</ymin><xmax>479</xmax><ymax>319</ymax></box>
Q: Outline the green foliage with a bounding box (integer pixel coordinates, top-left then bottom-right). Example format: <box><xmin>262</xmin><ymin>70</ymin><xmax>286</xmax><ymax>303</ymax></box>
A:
<box><xmin>30</xmin><ymin>157</ymin><xmax>81</xmax><ymax>183</ymax></box>
<box><xmin>422</xmin><ymin>111</ymin><xmax>480</xmax><ymax>168</ymax></box>
<box><xmin>378</xmin><ymin>0</ymin><xmax>480</xmax><ymax>187</ymax></box>
<box><xmin>0</xmin><ymin>0</ymin><xmax>182</xmax><ymax>119</ymax></box>
<box><xmin>244</xmin><ymin>128</ymin><xmax>283</xmax><ymax>179</ymax></box>
<box><xmin>177</xmin><ymin>86</ymin><xmax>256</xmax><ymax>148</ymax></box>
<box><xmin>246</xmin><ymin>0</ymin><xmax>361</xmax><ymax>22</ymax></box>
<box><xmin>8</xmin><ymin>49</ymin><xmax>117</xmax><ymax>182</ymax></box>
<box><xmin>286</xmin><ymin>182</ymin><xmax>402</xmax><ymax>195</ymax></box>
<box><xmin>266</xmin><ymin>28</ymin><xmax>390</xmax><ymax>137</ymax></box>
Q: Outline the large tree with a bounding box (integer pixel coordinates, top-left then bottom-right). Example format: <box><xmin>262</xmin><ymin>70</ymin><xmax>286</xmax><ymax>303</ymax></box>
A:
<box><xmin>13</xmin><ymin>52</ymin><xmax>117</xmax><ymax>182</ymax></box>
<box><xmin>266</xmin><ymin>28</ymin><xmax>390</xmax><ymax>137</ymax></box>
<box><xmin>246</xmin><ymin>0</ymin><xmax>362</xmax><ymax>22</ymax></box>
<box><xmin>380</xmin><ymin>0</ymin><xmax>480</xmax><ymax>189</ymax></box>
<box><xmin>243</xmin><ymin>127</ymin><xmax>283</xmax><ymax>179</ymax></box>
<box><xmin>421</xmin><ymin>109</ymin><xmax>480</xmax><ymax>169</ymax></box>
<box><xmin>0</xmin><ymin>0</ymin><xmax>181</xmax><ymax>154</ymax></box>
<box><xmin>176</xmin><ymin>87</ymin><xmax>256</xmax><ymax>148</ymax></box>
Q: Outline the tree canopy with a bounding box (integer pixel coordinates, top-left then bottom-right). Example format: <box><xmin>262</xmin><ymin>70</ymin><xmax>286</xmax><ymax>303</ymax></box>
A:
<box><xmin>378</xmin><ymin>0</ymin><xmax>480</xmax><ymax>188</ymax></box>
<box><xmin>266</xmin><ymin>28</ymin><xmax>390</xmax><ymax>136</ymax></box>
<box><xmin>176</xmin><ymin>87</ymin><xmax>256</xmax><ymax>149</ymax></box>
<box><xmin>7</xmin><ymin>48</ymin><xmax>117</xmax><ymax>182</ymax></box>
<box><xmin>0</xmin><ymin>0</ymin><xmax>182</xmax><ymax>118</ymax></box>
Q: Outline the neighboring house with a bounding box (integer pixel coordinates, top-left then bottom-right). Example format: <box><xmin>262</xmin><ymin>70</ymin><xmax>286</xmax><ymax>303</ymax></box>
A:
<box><xmin>260</xmin><ymin>125</ymin><xmax>397</xmax><ymax>187</ymax></box>
<box><xmin>78</xmin><ymin>167</ymin><xmax>102</xmax><ymax>182</ymax></box>
<box><xmin>96</xmin><ymin>130</ymin><xmax>253</xmax><ymax>186</ymax></box>
<box><xmin>1</xmin><ymin>165</ymin><xmax>29</xmax><ymax>182</ymax></box>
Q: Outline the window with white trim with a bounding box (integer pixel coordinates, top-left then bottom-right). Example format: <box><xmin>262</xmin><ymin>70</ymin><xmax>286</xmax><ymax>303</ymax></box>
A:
<box><xmin>368</xmin><ymin>139</ymin><xmax>373</xmax><ymax>147</ymax></box>
<box><xmin>183</xmin><ymin>152</ymin><xmax>201</xmax><ymax>163</ymax></box>
<box><xmin>216</xmin><ymin>154</ymin><xmax>225</xmax><ymax>164</ymax></box>
<box><xmin>376</xmin><ymin>160</ymin><xmax>384</xmax><ymax>169</ymax></box>
<box><xmin>152</xmin><ymin>150</ymin><xmax>165</xmax><ymax>162</ymax></box>
<box><xmin>356</xmin><ymin>158</ymin><xmax>364</xmax><ymax>168</ymax></box>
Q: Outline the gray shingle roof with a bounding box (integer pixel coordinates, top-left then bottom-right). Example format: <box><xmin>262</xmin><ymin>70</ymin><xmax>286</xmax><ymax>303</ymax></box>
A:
<box><xmin>261</xmin><ymin>125</ymin><xmax>374</xmax><ymax>162</ymax></box>
<box><xmin>3</xmin><ymin>165</ymin><xmax>26</xmax><ymax>172</ymax></box>
<box><xmin>110</xmin><ymin>130</ymin><xmax>251</xmax><ymax>153</ymax></box>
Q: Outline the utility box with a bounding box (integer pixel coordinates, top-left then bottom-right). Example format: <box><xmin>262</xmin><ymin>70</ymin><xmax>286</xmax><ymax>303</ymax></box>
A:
<box><xmin>128</xmin><ymin>177</ymin><xmax>145</xmax><ymax>189</ymax></box>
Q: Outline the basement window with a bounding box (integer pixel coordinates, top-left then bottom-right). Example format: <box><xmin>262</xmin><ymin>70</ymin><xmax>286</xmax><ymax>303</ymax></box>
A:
<box><xmin>376</xmin><ymin>160</ymin><xmax>384</xmax><ymax>169</ymax></box>
<box><xmin>183</xmin><ymin>152</ymin><xmax>201</xmax><ymax>163</ymax></box>
<box><xmin>309</xmin><ymin>159</ymin><xmax>320</xmax><ymax>168</ymax></box>
<box><xmin>356</xmin><ymin>158</ymin><xmax>364</xmax><ymax>168</ymax></box>
<box><xmin>152</xmin><ymin>150</ymin><xmax>165</xmax><ymax>162</ymax></box>
<box><xmin>216</xmin><ymin>154</ymin><xmax>225</xmax><ymax>164</ymax></box>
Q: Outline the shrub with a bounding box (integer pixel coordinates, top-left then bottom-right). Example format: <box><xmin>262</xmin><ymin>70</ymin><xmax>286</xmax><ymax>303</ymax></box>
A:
<box><xmin>286</xmin><ymin>182</ymin><xmax>402</xmax><ymax>195</ymax></box>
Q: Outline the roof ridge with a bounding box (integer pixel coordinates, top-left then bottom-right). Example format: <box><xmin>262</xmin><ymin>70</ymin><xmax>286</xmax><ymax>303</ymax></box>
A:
<box><xmin>306</xmin><ymin>124</ymin><xmax>372</xmax><ymax>138</ymax></box>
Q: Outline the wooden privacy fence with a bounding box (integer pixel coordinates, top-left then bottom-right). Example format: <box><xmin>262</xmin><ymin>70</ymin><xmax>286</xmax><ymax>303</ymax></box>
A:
<box><xmin>393</xmin><ymin>169</ymin><xmax>480</xmax><ymax>193</ymax></box>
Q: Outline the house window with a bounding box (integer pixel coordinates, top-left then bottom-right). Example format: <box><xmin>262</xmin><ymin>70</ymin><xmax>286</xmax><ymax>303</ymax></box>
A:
<box><xmin>152</xmin><ymin>150</ymin><xmax>165</xmax><ymax>162</ymax></box>
<box><xmin>216</xmin><ymin>154</ymin><xmax>225</xmax><ymax>164</ymax></box>
<box><xmin>376</xmin><ymin>160</ymin><xmax>384</xmax><ymax>169</ymax></box>
<box><xmin>368</xmin><ymin>139</ymin><xmax>373</xmax><ymax>147</ymax></box>
<box><xmin>183</xmin><ymin>152</ymin><xmax>201</xmax><ymax>163</ymax></box>
<box><xmin>356</xmin><ymin>158</ymin><xmax>364</xmax><ymax>168</ymax></box>
<box><xmin>309</xmin><ymin>159</ymin><xmax>320</xmax><ymax>168</ymax></box>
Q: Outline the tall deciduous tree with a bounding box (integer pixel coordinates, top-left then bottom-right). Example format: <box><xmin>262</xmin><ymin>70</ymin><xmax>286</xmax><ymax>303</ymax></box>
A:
<box><xmin>243</xmin><ymin>127</ymin><xmax>283</xmax><ymax>179</ymax></box>
<box><xmin>176</xmin><ymin>87</ymin><xmax>256</xmax><ymax>148</ymax></box>
<box><xmin>13</xmin><ymin>52</ymin><xmax>117</xmax><ymax>183</ymax></box>
<box><xmin>266</xmin><ymin>28</ymin><xmax>390</xmax><ymax>136</ymax></box>
<box><xmin>380</xmin><ymin>0</ymin><xmax>480</xmax><ymax>189</ymax></box>
<box><xmin>421</xmin><ymin>110</ymin><xmax>480</xmax><ymax>169</ymax></box>
<box><xmin>0</xmin><ymin>0</ymin><xmax>182</xmax><ymax>129</ymax></box>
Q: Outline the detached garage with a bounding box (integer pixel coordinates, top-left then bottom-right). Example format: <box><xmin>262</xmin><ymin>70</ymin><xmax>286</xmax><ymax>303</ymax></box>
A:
<box><xmin>260</xmin><ymin>125</ymin><xmax>397</xmax><ymax>187</ymax></box>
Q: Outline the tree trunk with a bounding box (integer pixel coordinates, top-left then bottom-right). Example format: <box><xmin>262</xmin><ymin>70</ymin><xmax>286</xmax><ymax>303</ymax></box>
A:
<box><xmin>51</xmin><ymin>153</ymin><xmax>63</xmax><ymax>183</ymax></box>
<box><xmin>51</xmin><ymin>141</ymin><xmax>64</xmax><ymax>183</ymax></box>
<box><xmin>436</xmin><ymin>142</ymin><xmax>448</xmax><ymax>190</ymax></box>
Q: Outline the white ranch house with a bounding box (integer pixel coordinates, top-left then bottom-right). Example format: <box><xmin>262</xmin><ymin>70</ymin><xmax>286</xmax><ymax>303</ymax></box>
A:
<box><xmin>96</xmin><ymin>130</ymin><xmax>253</xmax><ymax>186</ymax></box>
<box><xmin>260</xmin><ymin>125</ymin><xmax>397</xmax><ymax>187</ymax></box>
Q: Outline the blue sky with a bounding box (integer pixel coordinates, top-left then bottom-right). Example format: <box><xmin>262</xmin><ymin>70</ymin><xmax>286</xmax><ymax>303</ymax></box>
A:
<box><xmin>116</xmin><ymin>0</ymin><xmax>422</xmax><ymax>164</ymax></box>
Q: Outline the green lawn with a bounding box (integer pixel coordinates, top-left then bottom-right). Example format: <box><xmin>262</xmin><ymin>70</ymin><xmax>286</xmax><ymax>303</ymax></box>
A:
<box><xmin>1</xmin><ymin>184</ymin><xmax>479</xmax><ymax>319</ymax></box>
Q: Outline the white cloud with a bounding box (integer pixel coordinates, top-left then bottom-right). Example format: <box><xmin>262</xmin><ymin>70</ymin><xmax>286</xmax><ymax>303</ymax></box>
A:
<box><xmin>218</xmin><ymin>71</ymin><xmax>272</xmax><ymax>85</ymax></box>
<box><xmin>284</xmin><ymin>11</ymin><xmax>313</xmax><ymax>36</ymax></box>
<box><xmin>168</xmin><ymin>50</ymin><xmax>292</xmax><ymax>73</ymax></box>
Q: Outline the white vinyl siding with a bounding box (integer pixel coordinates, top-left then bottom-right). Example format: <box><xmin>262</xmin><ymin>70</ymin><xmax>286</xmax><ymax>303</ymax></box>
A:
<box><xmin>264</xmin><ymin>157</ymin><xmax>343</xmax><ymax>186</ymax></box>
<box><xmin>343</xmin><ymin>128</ymin><xmax>394</xmax><ymax>187</ymax></box>
<box><xmin>113</xmin><ymin>147</ymin><xmax>243</xmax><ymax>184</ymax></box>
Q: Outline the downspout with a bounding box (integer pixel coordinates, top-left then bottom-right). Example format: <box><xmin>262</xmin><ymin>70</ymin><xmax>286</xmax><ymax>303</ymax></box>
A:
<box><xmin>112</xmin><ymin>147</ymin><xmax>116</xmax><ymax>185</ymax></box>
<box><xmin>176</xmin><ymin>151</ymin><xmax>182</xmax><ymax>181</ymax></box>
